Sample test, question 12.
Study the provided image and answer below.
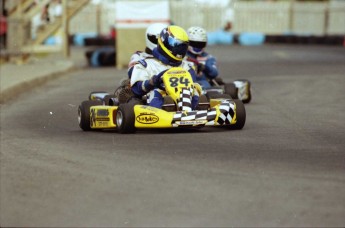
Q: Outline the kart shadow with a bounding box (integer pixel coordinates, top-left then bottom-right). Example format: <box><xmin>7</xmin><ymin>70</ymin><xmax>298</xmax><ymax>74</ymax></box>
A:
<box><xmin>99</xmin><ymin>126</ymin><xmax>238</xmax><ymax>135</ymax></box>
<box><xmin>139</xmin><ymin>128</ymin><xmax>208</xmax><ymax>134</ymax></box>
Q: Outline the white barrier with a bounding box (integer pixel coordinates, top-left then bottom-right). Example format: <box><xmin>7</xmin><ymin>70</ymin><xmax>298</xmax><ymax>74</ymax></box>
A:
<box><xmin>233</xmin><ymin>2</ymin><xmax>290</xmax><ymax>35</ymax></box>
<box><xmin>327</xmin><ymin>1</ymin><xmax>345</xmax><ymax>35</ymax></box>
<box><xmin>169</xmin><ymin>1</ymin><xmax>227</xmax><ymax>32</ymax></box>
<box><xmin>68</xmin><ymin>0</ymin><xmax>345</xmax><ymax>36</ymax></box>
<box><xmin>292</xmin><ymin>2</ymin><xmax>327</xmax><ymax>36</ymax></box>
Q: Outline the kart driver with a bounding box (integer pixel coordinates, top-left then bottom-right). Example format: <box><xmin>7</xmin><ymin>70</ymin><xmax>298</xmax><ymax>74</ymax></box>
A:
<box><xmin>117</xmin><ymin>23</ymin><xmax>166</xmax><ymax>104</ymax></box>
<box><xmin>186</xmin><ymin>26</ymin><xmax>225</xmax><ymax>89</ymax></box>
<box><xmin>129</xmin><ymin>25</ymin><xmax>199</xmax><ymax>109</ymax></box>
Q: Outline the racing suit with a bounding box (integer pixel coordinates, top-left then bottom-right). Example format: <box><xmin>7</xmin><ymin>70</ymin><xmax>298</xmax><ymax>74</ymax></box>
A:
<box><xmin>128</xmin><ymin>50</ymin><xmax>152</xmax><ymax>69</ymax></box>
<box><xmin>130</xmin><ymin>47</ymin><xmax>199</xmax><ymax>109</ymax></box>
<box><xmin>185</xmin><ymin>51</ymin><xmax>218</xmax><ymax>89</ymax></box>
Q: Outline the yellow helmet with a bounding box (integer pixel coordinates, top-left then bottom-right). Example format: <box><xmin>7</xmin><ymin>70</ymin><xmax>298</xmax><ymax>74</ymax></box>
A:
<box><xmin>157</xmin><ymin>25</ymin><xmax>189</xmax><ymax>65</ymax></box>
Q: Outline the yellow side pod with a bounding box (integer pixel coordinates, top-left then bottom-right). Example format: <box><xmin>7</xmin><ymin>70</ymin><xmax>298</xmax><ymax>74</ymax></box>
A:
<box><xmin>90</xmin><ymin>106</ymin><xmax>118</xmax><ymax>129</ymax></box>
<box><xmin>134</xmin><ymin>105</ymin><xmax>175</xmax><ymax>128</ymax></box>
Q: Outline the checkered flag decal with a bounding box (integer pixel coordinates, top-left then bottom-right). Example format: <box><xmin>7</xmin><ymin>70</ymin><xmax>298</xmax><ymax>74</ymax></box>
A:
<box><xmin>217</xmin><ymin>101</ymin><xmax>235</xmax><ymax>125</ymax></box>
<box><xmin>172</xmin><ymin>109</ymin><xmax>218</xmax><ymax>127</ymax></box>
<box><xmin>171</xmin><ymin>100</ymin><xmax>235</xmax><ymax>127</ymax></box>
<box><xmin>177</xmin><ymin>88</ymin><xmax>193</xmax><ymax>112</ymax></box>
<box><xmin>206</xmin><ymin>108</ymin><xmax>217</xmax><ymax>125</ymax></box>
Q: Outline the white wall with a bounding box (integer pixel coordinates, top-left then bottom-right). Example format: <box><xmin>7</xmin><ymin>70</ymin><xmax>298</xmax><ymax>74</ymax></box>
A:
<box><xmin>69</xmin><ymin>0</ymin><xmax>345</xmax><ymax>36</ymax></box>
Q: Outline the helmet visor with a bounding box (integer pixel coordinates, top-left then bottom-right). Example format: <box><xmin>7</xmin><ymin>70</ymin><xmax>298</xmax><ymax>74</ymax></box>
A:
<box><xmin>189</xmin><ymin>40</ymin><xmax>207</xmax><ymax>49</ymax></box>
<box><xmin>166</xmin><ymin>36</ymin><xmax>188</xmax><ymax>59</ymax></box>
<box><xmin>147</xmin><ymin>34</ymin><xmax>158</xmax><ymax>45</ymax></box>
<box><xmin>190</xmin><ymin>47</ymin><xmax>204</xmax><ymax>54</ymax></box>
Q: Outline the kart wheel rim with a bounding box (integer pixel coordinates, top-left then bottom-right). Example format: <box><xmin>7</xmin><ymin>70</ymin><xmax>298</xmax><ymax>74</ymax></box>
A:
<box><xmin>116</xmin><ymin>110</ymin><xmax>123</xmax><ymax>127</ymax></box>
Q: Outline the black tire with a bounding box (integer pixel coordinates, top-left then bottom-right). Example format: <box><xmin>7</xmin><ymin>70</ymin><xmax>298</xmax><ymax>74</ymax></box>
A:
<box><xmin>116</xmin><ymin>99</ymin><xmax>141</xmax><ymax>134</ymax></box>
<box><xmin>78</xmin><ymin>100</ymin><xmax>102</xmax><ymax>131</ymax></box>
<box><xmin>224</xmin><ymin>83</ymin><xmax>238</xmax><ymax>99</ymax></box>
<box><xmin>231</xmin><ymin>99</ymin><xmax>246</xmax><ymax>130</ymax></box>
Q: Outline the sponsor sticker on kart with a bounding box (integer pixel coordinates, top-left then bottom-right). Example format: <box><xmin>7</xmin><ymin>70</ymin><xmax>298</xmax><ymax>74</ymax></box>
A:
<box><xmin>96</xmin><ymin>121</ymin><xmax>110</xmax><ymax>127</ymax></box>
<box><xmin>136</xmin><ymin>113</ymin><xmax>159</xmax><ymax>124</ymax></box>
<box><xmin>175</xmin><ymin>120</ymin><xmax>207</xmax><ymax>126</ymax></box>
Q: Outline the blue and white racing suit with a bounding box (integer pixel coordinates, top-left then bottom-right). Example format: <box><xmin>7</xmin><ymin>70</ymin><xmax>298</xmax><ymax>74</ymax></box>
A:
<box><xmin>129</xmin><ymin>47</ymin><xmax>199</xmax><ymax>109</ymax></box>
<box><xmin>128</xmin><ymin>51</ymin><xmax>152</xmax><ymax>69</ymax></box>
<box><xmin>185</xmin><ymin>51</ymin><xmax>218</xmax><ymax>89</ymax></box>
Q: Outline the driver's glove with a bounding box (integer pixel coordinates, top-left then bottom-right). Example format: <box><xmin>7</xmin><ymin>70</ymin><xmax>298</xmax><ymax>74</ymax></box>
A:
<box><xmin>150</xmin><ymin>69</ymin><xmax>168</xmax><ymax>88</ymax></box>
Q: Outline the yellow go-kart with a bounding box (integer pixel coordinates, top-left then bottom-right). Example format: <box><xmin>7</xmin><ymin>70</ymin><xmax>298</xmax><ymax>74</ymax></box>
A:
<box><xmin>78</xmin><ymin>67</ymin><xmax>246</xmax><ymax>133</ymax></box>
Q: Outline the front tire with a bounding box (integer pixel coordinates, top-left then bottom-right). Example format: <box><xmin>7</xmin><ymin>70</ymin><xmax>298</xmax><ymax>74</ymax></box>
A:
<box><xmin>78</xmin><ymin>100</ymin><xmax>102</xmax><ymax>131</ymax></box>
<box><xmin>116</xmin><ymin>100</ymin><xmax>140</xmax><ymax>134</ymax></box>
<box><xmin>231</xmin><ymin>99</ymin><xmax>246</xmax><ymax>130</ymax></box>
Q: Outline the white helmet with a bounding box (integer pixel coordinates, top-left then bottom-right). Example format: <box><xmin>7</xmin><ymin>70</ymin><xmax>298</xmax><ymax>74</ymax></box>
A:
<box><xmin>145</xmin><ymin>23</ymin><xmax>168</xmax><ymax>53</ymax></box>
<box><xmin>187</xmin><ymin>26</ymin><xmax>208</xmax><ymax>54</ymax></box>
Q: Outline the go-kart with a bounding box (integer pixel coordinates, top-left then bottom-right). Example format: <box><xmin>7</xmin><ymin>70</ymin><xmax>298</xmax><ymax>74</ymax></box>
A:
<box><xmin>78</xmin><ymin>67</ymin><xmax>246</xmax><ymax>133</ymax></box>
<box><xmin>207</xmin><ymin>77</ymin><xmax>252</xmax><ymax>104</ymax></box>
<box><xmin>185</xmin><ymin>57</ymin><xmax>252</xmax><ymax>104</ymax></box>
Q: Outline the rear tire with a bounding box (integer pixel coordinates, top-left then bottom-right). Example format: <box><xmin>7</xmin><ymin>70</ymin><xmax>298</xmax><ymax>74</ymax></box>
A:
<box><xmin>78</xmin><ymin>100</ymin><xmax>102</xmax><ymax>131</ymax></box>
<box><xmin>224</xmin><ymin>83</ymin><xmax>238</xmax><ymax>99</ymax></box>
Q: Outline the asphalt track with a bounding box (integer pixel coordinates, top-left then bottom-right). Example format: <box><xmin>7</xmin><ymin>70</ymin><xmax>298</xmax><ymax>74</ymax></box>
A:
<box><xmin>1</xmin><ymin>45</ymin><xmax>345</xmax><ymax>227</ymax></box>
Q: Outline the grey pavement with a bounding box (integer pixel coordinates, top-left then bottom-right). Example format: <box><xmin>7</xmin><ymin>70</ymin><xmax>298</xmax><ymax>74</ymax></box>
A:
<box><xmin>0</xmin><ymin>47</ymin><xmax>88</xmax><ymax>104</ymax></box>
